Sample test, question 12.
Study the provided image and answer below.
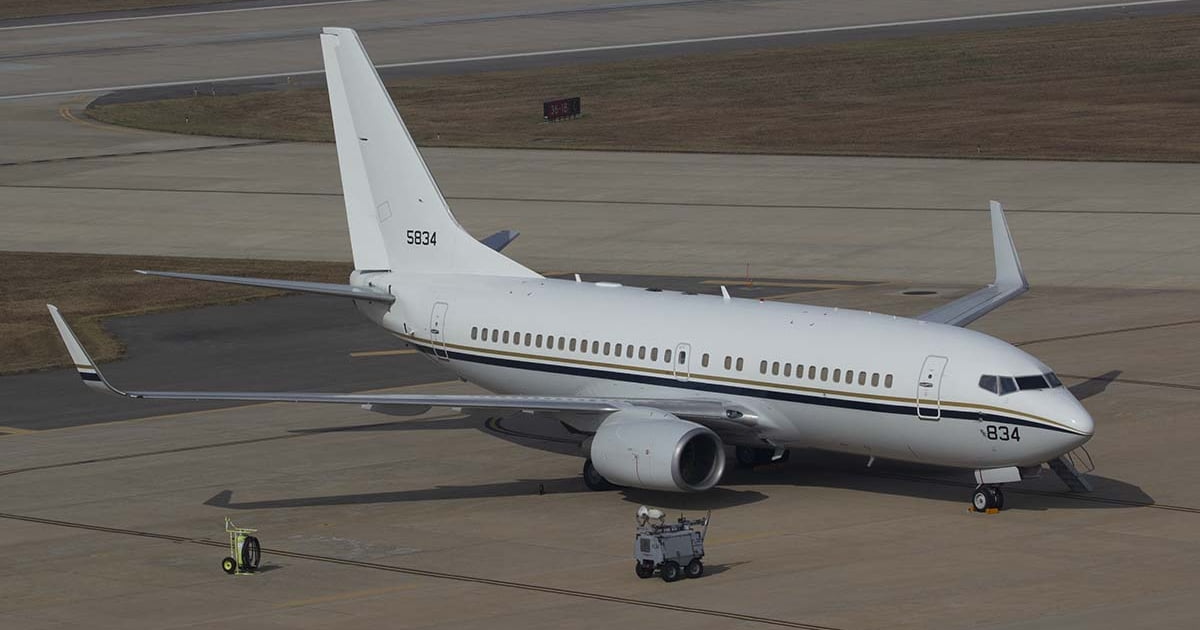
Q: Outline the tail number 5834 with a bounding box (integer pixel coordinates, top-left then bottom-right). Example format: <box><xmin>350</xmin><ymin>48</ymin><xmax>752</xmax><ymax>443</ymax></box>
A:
<box><xmin>406</xmin><ymin>230</ymin><xmax>437</xmax><ymax>246</ymax></box>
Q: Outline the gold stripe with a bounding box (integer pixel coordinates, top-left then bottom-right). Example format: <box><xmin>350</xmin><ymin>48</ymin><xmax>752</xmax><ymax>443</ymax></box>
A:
<box><xmin>399</xmin><ymin>333</ymin><xmax>1077</xmax><ymax>432</ymax></box>
<box><xmin>349</xmin><ymin>349</ymin><xmax>418</xmax><ymax>358</ymax></box>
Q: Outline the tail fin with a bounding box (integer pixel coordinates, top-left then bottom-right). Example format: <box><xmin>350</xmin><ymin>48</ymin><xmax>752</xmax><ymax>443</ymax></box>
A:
<box><xmin>320</xmin><ymin>27</ymin><xmax>538</xmax><ymax>278</ymax></box>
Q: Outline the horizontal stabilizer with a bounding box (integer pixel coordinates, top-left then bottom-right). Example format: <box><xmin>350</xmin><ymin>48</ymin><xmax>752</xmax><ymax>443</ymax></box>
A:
<box><xmin>480</xmin><ymin>229</ymin><xmax>519</xmax><ymax>252</ymax></box>
<box><xmin>136</xmin><ymin>270</ymin><xmax>394</xmax><ymax>303</ymax></box>
<box><xmin>917</xmin><ymin>201</ymin><xmax>1028</xmax><ymax>327</ymax></box>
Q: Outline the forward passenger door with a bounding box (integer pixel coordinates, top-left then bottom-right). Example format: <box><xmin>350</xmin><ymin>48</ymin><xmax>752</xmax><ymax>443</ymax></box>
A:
<box><xmin>916</xmin><ymin>355</ymin><xmax>947</xmax><ymax>420</ymax></box>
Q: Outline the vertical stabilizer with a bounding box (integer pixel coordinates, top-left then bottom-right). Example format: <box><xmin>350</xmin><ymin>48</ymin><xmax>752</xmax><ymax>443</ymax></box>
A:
<box><xmin>320</xmin><ymin>27</ymin><xmax>538</xmax><ymax>277</ymax></box>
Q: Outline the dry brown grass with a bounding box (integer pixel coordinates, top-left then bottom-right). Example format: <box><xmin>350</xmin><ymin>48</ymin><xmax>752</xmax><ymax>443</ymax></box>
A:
<box><xmin>0</xmin><ymin>0</ymin><xmax>237</xmax><ymax>19</ymax></box>
<box><xmin>0</xmin><ymin>251</ymin><xmax>350</xmax><ymax>375</ymax></box>
<box><xmin>88</xmin><ymin>13</ymin><xmax>1200</xmax><ymax>161</ymax></box>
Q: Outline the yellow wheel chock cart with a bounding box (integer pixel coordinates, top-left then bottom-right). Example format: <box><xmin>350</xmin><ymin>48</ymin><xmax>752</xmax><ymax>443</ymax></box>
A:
<box><xmin>221</xmin><ymin>517</ymin><xmax>261</xmax><ymax>575</ymax></box>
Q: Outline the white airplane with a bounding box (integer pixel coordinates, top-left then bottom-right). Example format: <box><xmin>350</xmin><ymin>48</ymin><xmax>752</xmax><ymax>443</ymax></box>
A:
<box><xmin>49</xmin><ymin>27</ymin><xmax>1094</xmax><ymax>512</ymax></box>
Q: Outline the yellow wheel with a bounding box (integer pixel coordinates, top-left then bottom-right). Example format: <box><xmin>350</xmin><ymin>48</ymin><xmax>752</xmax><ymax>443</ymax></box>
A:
<box><xmin>222</xmin><ymin>557</ymin><xmax>237</xmax><ymax>574</ymax></box>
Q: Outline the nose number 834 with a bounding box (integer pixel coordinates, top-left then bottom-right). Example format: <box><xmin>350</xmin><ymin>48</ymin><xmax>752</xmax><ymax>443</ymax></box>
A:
<box><xmin>983</xmin><ymin>424</ymin><xmax>1021</xmax><ymax>441</ymax></box>
<box><xmin>406</xmin><ymin>230</ymin><xmax>437</xmax><ymax>246</ymax></box>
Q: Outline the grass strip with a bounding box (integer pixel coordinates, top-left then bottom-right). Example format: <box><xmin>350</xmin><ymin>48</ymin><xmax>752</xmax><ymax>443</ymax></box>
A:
<box><xmin>88</xmin><ymin>13</ymin><xmax>1200</xmax><ymax>161</ymax></box>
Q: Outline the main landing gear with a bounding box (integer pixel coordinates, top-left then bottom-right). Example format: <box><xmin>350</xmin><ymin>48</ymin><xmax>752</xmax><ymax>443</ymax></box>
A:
<box><xmin>583</xmin><ymin>458</ymin><xmax>617</xmax><ymax>491</ymax></box>
<box><xmin>971</xmin><ymin>485</ymin><xmax>1005</xmax><ymax>512</ymax></box>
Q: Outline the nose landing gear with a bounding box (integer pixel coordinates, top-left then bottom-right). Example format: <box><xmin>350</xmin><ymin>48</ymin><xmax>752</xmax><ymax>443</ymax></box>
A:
<box><xmin>971</xmin><ymin>485</ymin><xmax>1005</xmax><ymax>513</ymax></box>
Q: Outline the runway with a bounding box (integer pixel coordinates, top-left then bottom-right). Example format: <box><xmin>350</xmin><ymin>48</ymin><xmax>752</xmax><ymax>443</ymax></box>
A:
<box><xmin>3</xmin><ymin>1</ymin><xmax>1200</xmax><ymax>628</ymax></box>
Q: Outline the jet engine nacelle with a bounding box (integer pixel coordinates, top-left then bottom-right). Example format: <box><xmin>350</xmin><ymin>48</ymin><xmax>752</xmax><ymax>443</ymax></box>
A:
<box><xmin>590</xmin><ymin>408</ymin><xmax>726</xmax><ymax>492</ymax></box>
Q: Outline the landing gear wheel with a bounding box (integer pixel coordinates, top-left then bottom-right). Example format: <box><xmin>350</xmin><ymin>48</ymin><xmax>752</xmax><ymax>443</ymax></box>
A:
<box><xmin>993</xmin><ymin>487</ymin><xmax>1005</xmax><ymax>511</ymax></box>
<box><xmin>221</xmin><ymin>557</ymin><xmax>236</xmax><ymax>574</ymax></box>
<box><xmin>972</xmin><ymin>486</ymin><xmax>1000</xmax><ymax>511</ymax></box>
<box><xmin>635</xmin><ymin>562</ymin><xmax>655</xmax><ymax>579</ymax></box>
<box><xmin>582</xmin><ymin>459</ymin><xmax>616</xmax><ymax>491</ymax></box>
<box><xmin>685</xmin><ymin>559</ymin><xmax>704</xmax><ymax>578</ymax></box>
<box><xmin>660</xmin><ymin>561</ymin><xmax>682</xmax><ymax>582</ymax></box>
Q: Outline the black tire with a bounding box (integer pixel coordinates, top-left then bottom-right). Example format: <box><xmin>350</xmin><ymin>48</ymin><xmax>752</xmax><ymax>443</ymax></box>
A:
<box><xmin>221</xmin><ymin>557</ymin><xmax>236</xmax><ymax>574</ymax></box>
<box><xmin>994</xmin><ymin>487</ymin><xmax>1005</xmax><ymax>511</ymax></box>
<box><xmin>685</xmin><ymin>559</ymin><xmax>704</xmax><ymax>578</ymax></box>
<box><xmin>582</xmin><ymin>459</ymin><xmax>616</xmax><ymax>491</ymax></box>
<box><xmin>241</xmin><ymin>536</ymin><xmax>261</xmax><ymax>570</ymax></box>
<box><xmin>972</xmin><ymin>486</ymin><xmax>999</xmax><ymax>511</ymax></box>
<box><xmin>635</xmin><ymin>562</ymin><xmax>655</xmax><ymax>579</ymax></box>
<box><xmin>660</xmin><ymin>561</ymin><xmax>681</xmax><ymax>583</ymax></box>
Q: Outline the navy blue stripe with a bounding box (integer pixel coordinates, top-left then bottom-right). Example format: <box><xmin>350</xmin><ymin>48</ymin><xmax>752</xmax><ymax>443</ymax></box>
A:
<box><xmin>418</xmin><ymin>342</ymin><xmax>1079</xmax><ymax>435</ymax></box>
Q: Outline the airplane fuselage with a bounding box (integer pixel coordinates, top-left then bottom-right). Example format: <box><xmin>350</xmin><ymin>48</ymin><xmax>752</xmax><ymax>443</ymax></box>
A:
<box><xmin>354</xmin><ymin>272</ymin><xmax>1094</xmax><ymax>471</ymax></box>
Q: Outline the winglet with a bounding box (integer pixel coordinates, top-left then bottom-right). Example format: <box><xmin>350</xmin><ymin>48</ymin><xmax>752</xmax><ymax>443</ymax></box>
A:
<box><xmin>990</xmin><ymin>200</ymin><xmax>1028</xmax><ymax>292</ymax></box>
<box><xmin>46</xmin><ymin>305</ymin><xmax>126</xmax><ymax>396</ymax></box>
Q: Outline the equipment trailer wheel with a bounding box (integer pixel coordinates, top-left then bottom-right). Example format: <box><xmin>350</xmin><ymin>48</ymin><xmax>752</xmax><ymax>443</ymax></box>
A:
<box><xmin>582</xmin><ymin>459</ymin><xmax>616</xmax><ymax>491</ymax></box>
<box><xmin>661</xmin><ymin>561</ymin><xmax>682</xmax><ymax>582</ymax></box>
<box><xmin>635</xmin><ymin>562</ymin><xmax>655</xmax><ymax>579</ymax></box>
<box><xmin>685</xmin><ymin>559</ymin><xmax>704</xmax><ymax>578</ymax></box>
<box><xmin>222</xmin><ymin>557</ymin><xmax>236</xmax><ymax>574</ymax></box>
<box><xmin>241</xmin><ymin>535</ymin><xmax>261</xmax><ymax>571</ymax></box>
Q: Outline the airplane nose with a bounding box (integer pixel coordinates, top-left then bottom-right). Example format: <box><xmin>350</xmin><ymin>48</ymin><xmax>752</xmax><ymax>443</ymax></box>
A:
<box><xmin>1064</xmin><ymin>391</ymin><xmax>1094</xmax><ymax>438</ymax></box>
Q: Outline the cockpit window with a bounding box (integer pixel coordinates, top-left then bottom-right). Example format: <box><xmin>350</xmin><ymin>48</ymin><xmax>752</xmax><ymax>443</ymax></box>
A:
<box><xmin>979</xmin><ymin>374</ymin><xmax>1031</xmax><ymax>395</ymax></box>
<box><xmin>1044</xmin><ymin>372</ymin><xmax>1063</xmax><ymax>388</ymax></box>
<box><xmin>1015</xmin><ymin>375</ymin><xmax>1050</xmax><ymax>390</ymax></box>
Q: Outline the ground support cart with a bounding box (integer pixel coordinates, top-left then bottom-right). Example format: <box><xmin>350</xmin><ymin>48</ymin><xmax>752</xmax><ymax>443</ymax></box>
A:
<box><xmin>222</xmin><ymin>517</ymin><xmax>261</xmax><ymax>575</ymax></box>
<box><xmin>633</xmin><ymin>507</ymin><xmax>710</xmax><ymax>582</ymax></box>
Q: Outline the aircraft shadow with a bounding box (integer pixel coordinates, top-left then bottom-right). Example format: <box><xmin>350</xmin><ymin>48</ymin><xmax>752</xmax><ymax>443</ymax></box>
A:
<box><xmin>1069</xmin><ymin>369</ymin><xmax>1123</xmax><ymax>401</ymax></box>
<box><xmin>204</xmin><ymin>481</ymin><xmax>766</xmax><ymax>510</ymax></box>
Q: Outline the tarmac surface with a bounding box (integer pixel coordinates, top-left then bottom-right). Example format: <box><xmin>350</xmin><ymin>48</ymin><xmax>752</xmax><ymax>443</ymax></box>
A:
<box><xmin>3</xmin><ymin>1</ymin><xmax>1200</xmax><ymax>628</ymax></box>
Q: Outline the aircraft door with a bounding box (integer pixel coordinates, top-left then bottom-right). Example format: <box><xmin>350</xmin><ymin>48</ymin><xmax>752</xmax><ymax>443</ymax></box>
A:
<box><xmin>673</xmin><ymin>343</ymin><xmax>691</xmax><ymax>382</ymax></box>
<box><xmin>916</xmin><ymin>355</ymin><xmax>947</xmax><ymax>420</ymax></box>
<box><xmin>430</xmin><ymin>302</ymin><xmax>449</xmax><ymax>360</ymax></box>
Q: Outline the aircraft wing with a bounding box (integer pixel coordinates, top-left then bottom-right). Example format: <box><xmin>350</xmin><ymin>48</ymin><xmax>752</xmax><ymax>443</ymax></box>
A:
<box><xmin>135</xmin><ymin>270</ymin><xmax>395</xmax><ymax>303</ymax></box>
<box><xmin>47</xmin><ymin>305</ymin><xmax>735</xmax><ymax>422</ymax></box>
<box><xmin>916</xmin><ymin>201</ymin><xmax>1029</xmax><ymax>327</ymax></box>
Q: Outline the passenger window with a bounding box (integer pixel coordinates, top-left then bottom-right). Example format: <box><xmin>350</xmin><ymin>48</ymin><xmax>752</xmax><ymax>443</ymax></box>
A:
<box><xmin>559</xmin><ymin>337</ymin><xmax>566</xmax><ymax>351</ymax></box>
<box><xmin>724</xmin><ymin>356</ymin><xmax>732</xmax><ymax>370</ymax></box>
<box><xmin>858</xmin><ymin>372</ymin><xmax>866</xmax><ymax>386</ymax></box>
<box><xmin>978</xmin><ymin>374</ymin><xmax>999</xmax><ymax>394</ymax></box>
<box><xmin>808</xmin><ymin>366</ymin><xmax>816</xmax><ymax>380</ymax></box>
<box><xmin>481</xmin><ymin>327</ymin><xmax>489</xmax><ymax>341</ymax></box>
<box><xmin>471</xmin><ymin>326</ymin><xmax>478</xmax><ymax>340</ymax></box>
<box><xmin>492</xmin><ymin>329</ymin><xmax>499</xmax><ymax>343</ymax></box>
<box><xmin>603</xmin><ymin>342</ymin><xmax>611</xmax><ymax>355</ymax></box>
<box><xmin>547</xmin><ymin>335</ymin><xmax>555</xmax><ymax>349</ymax></box>
<box><xmin>760</xmin><ymin>360</ymin><xmax>768</xmax><ymax>375</ymax></box>
<box><xmin>651</xmin><ymin>347</ymin><xmax>658</xmax><ymax>361</ymax></box>
<box><xmin>784</xmin><ymin>363</ymin><xmax>791</xmax><ymax>377</ymax></box>
<box><xmin>833</xmin><ymin>369</ymin><xmax>841</xmax><ymax>383</ymax></box>
<box><xmin>536</xmin><ymin>334</ymin><xmax>543</xmax><ymax>348</ymax></box>
<box><xmin>736</xmin><ymin>357</ymin><xmax>744</xmax><ymax>371</ymax></box>
<box><xmin>872</xmin><ymin>373</ymin><xmax>880</xmax><ymax>387</ymax></box>
<box><xmin>820</xmin><ymin>367</ymin><xmax>829</xmax><ymax>381</ymax></box>
<box><xmin>678</xmin><ymin>351</ymin><xmax>686</xmax><ymax>364</ymax></box>
<box><xmin>846</xmin><ymin>370</ymin><xmax>854</xmax><ymax>384</ymax></box>
<box><xmin>772</xmin><ymin>361</ymin><xmax>780</xmax><ymax>376</ymax></box>
<box><xmin>592</xmin><ymin>341</ymin><xmax>599</xmax><ymax>354</ymax></box>
<box><xmin>665</xmin><ymin>349</ymin><xmax>673</xmax><ymax>363</ymax></box>
<box><xmin>614</xmin><ymin>343</ymin><xmax>623</xmax><ymax>357</ymax></box>
<box><xmin>512</xmin><ymin>331</ymin><xmax>519</xmax><ymax>344</ymax></box>
<box><xmin>885</xmin><ymin>374</ymin><xmax>893</xmax><ymax>388</ymax></box>
<box><xmin>569</xmin><ymin>338</ymin><xmax>577</xmax><ymax>351</ymax></box>
<box><xmin>702</xmin><ymin>353</ymin><xmax>710</xmax><ymax>367</ymax></box>
<box><xmin>639</xmin><ymin>346</ymin><xmax>647</xmax><ymax>360</ymax></box>
<box><xmin>503</xmin><ymin>331</ymin><xmax>511</xmax><ymax>344</ymax></box>
<box><xmin>524</xmin><ymin>333</ymin><xmax>532</xmax><ymax>346</ymax></box>
<box><xmin>626</xmin><ymin>345</ymin><xmax>634</xmax><ymax>359</ymax></box>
